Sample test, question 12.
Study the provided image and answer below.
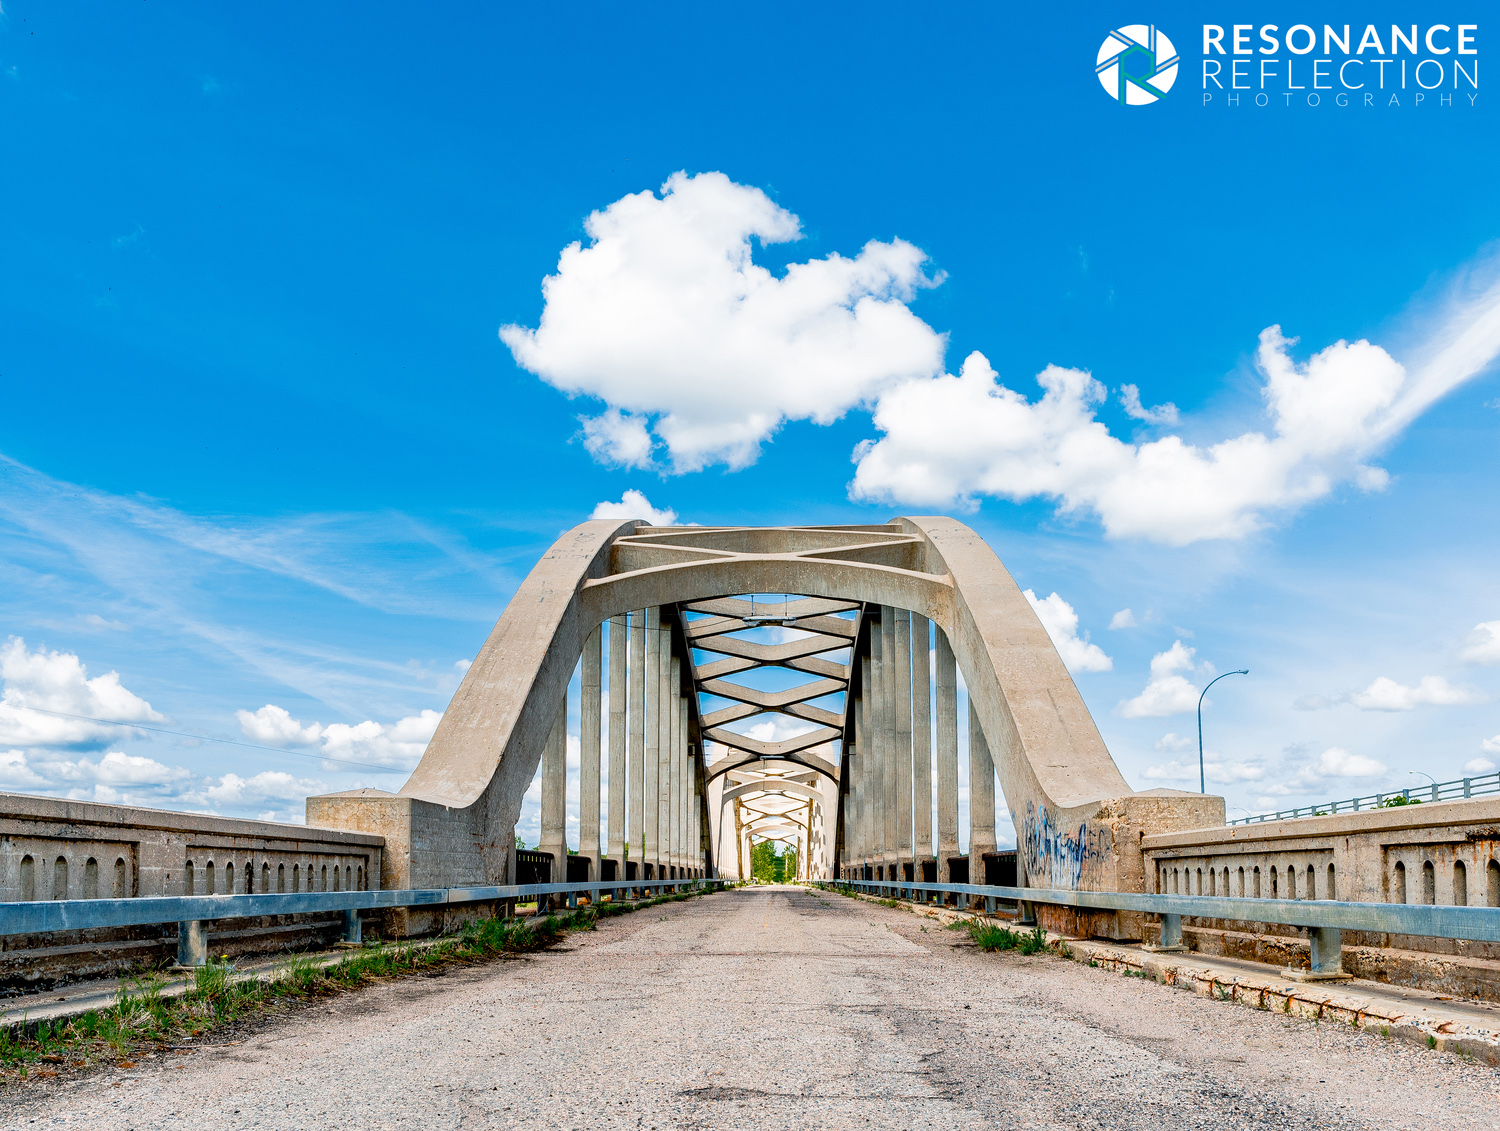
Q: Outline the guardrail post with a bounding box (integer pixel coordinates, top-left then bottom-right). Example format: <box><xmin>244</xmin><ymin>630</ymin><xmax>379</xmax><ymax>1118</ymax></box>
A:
<box><xmin>176</xmin><ymin>920</ymin><xmax>208</xmax><ymax>967</ymax></box>
<box><xmin>1143</xmin><ymin>913</ymin><xmax>1187</xmax><ymax>953</ymax></box>
<box><xmin>1287</xmin><ymin>926</ymin><xmax>1351</xmax><ymax>981</ymax></box>
<box><xmin>567</xmin><ymin>888</ymin><xmax>579</xmax><ymax>910</ymax></box>
<box><xmin>983</xmin><ymin>896</ymin><xmax>996</xmax><ymax>916</ymax></box>
<box><xmin>342</xmin><ymin>908</ymin><xmax>362</xmax><ymax>945</ymax></box>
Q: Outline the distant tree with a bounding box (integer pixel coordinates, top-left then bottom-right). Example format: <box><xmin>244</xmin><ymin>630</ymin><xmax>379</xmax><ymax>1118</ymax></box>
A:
<box><xmin>750</xmin><ymin>841</ymin><xmax>798</xmax><ymax>883</ymax></box>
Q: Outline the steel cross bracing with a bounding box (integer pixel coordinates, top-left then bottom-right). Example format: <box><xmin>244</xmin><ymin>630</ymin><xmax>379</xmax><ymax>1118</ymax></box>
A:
<box><xmin>679</xmin><ymin>595</ymin><xmax>860</xmax><ymax>781</ymax></box>
<box><xmin>675</xmin><ymin>592</ymin><xmax>861</xmax><ymax>877</ymax></box>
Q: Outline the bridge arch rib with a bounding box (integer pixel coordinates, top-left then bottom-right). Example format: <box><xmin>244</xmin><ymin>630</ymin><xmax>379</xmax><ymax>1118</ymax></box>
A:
<box><xmin>308</xmin><ymin>519</ymin><xmax>1220</xmax><ymax>936</ymax></box>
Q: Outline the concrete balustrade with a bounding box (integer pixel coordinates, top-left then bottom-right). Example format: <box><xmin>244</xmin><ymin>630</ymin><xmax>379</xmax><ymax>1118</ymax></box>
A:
<box><xmin>0</xmin><ymin>794</ymin><xmax>381</xmax><ymax>988</ymax></box>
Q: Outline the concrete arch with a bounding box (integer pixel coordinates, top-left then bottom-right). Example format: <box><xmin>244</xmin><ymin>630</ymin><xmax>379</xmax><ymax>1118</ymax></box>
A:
<box><xmin>720</xmin><ymin>781</ymin><xmax>823</xmax><ymax>806</ymax></box>
<box><xmin>309</xmin><ymin>519</ymin><xmax>1218</xmax><ymax>911</ymax></box>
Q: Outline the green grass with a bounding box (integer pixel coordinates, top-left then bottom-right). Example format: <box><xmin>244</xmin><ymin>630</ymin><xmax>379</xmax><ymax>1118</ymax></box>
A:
<box><xmin>967</xmin><ymin>922</ymin><xmax>1050</xmax><ymax>955</ymax></box>
<box><xmin>0</xmin><ymin>889</ymin><xmax>716</xmax><ymax>1084</ymax></box>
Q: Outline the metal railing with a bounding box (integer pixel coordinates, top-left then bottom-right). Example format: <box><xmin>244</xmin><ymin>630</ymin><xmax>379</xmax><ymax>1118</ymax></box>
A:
<box><xmin>817</xmin><ymin>877</ymin><xmax>1500</xmax><ymax>976</ymax></box>
<box><xmin>0</xmin><ymin>877</ymin><xmax>724</xmax><ymax>966</ymax></box>
<box><xmin>1228</xmin><ymin>771</ymin><xmax>1500</xmax><ymax>824</ymax></box>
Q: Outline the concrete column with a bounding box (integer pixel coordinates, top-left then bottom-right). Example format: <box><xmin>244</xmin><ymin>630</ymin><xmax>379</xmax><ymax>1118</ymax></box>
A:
<box><xmin>680</xmin><ymin>694</ymin><xmax>690</xmax><ymax>874</ymax></box>
<box><xmin>893</xmin><ymin>607</ymin><xmax>913</xmax><ymax>877</ymax></box>
<box><xmin>864</xmin><ymin>648</ymin><xmax>876</xmax><ymax>870</ymax></box>
<box><xmin>539</xmin><ymin>693</ymin><xmax>568</xmax><ymax>885</ymax></box>
<box><xmin>879</xmin><ymin>607</ymin><xmax>898</xmax><ymax>876</ymax></box>
<box><xmin>935</xmin><ymin>628</ymin><xmax>959</xmax><ymax>882</ymax></box>
<box><xmin>911</xmin><ymin>613</ymin><xmax>933</xmax><ymax>875</ymax></box>
<box><xmin>847</xmin><ymin>694</ymin><xmax>862</xmax><ymax>876</ymax></box>
<box><xmin>607</xmin><ymin>615</ymin><xmax>628</xmax><ymax>876</ymax></box>
<box><xmin>669</xmin><ymin>656</ymin><xmax>682</xmax><ymax>876</ymax></box>
<box><xmin>687</xmin><ymin>696</ymin><xmax>696</xmax><ymax>870</ymax></box>
<box><xmin>968</xmin><ymin>697</ymin><xmax>997</xmax><ymax>884</ymax></box>
<box><xmin>629</xmin><ymin>610</ymin><xmax>647</xmax><ymax>876</ymax></box>
<box><xmin>643</xmin><ymin>607</ymin><xmax>660</xmax><ymax>876</ymax></box>
<box><xmin>656</xmin><ymin>613</ymin><xmax>672</xmax><ymax>877</ymax></box>
<box><xmin>733</xmin><ymin>798</ymin><xmax>745</xmax><ymax>880</ymax></box>
<box><xmin>579</xmin><ymin>624</ymin><xmax>602</xmax><ymax>880</ymax></box>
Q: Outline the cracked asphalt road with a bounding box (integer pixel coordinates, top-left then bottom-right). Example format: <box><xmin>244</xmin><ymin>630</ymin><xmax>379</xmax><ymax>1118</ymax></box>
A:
<box><xmin>6</xmin><ymin>885</ymin><xmax>1499</xmax><ymax>1130</ymax></box>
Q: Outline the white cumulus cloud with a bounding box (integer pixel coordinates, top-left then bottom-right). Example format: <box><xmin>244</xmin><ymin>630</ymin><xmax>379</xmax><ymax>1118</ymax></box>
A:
<box><xmin>1142</xmin><ymin>757</ymin><xmax>1265</xmax><ymax>784</ymax></box>
<box><xmin>1464</xmin><ymin>757</ymin><xmax>1496</xmax><ymax>774</ymax></box>
<box><xmin>500</xmin><ymin>171</ymin><xmax>945</xmax><ymax>473</ymax></box>
<box><xmin>1259</xmin><ymin>746</ymin><xmax>1389</xmax><ymax>798</ymax></box>
<box><xmin>590</xmin><ymin>490</ymin><xmax>680</xmax><ymax>526</ymax></box>
<box><xmin>1483</xmin><ymin>735</ymin><xmax>1500</xmax><ymax>754</ymax></box>
<box><xmin>237</xmin><ymin>704</ymin><xmax>442</xmax><ymax>771</ymax></box>
<box><xmin>1154</xmin><ymin>732</ymin><xmax>1191</xmax><ymax>752</ymax></box>
<box><xmin>1108</xmin><ymin>608</ymin><xmax>1137</xmax><ymax>630</ymax></box>
<box><xmin>851</xmin><ymin>256</ymin><xmax>1500</xmax><ymax>543</ymax></box>
<box><xmin>1118</xmin><ymin>384</ymin><xmax>1179</xmax><ymax>424</ymax></box>
<box><xmin>0</xmin><ymin>637</ymin><xmax>163</xmax><ymax>749</ymax></box>
<box><xmin>1022</xmin><ymin>589</ymin><xmax>1111</xmax><ymax>673</ymax></box>
<box><xmin>1348</xmin><ymin>675</ymin><xmax>1486</xmax><ymax>711</ymax></box>
<box><xmin>197</xmin><ymin>770</ymin><xmax>325</xmax><ymax>807</ymax></box>
<box><xmin>236</xmin><ymin>704</ymin><xmax>323</xmax><ymax>746</ymax></box>
<box><xmin>1460</xmin><ymin>621</ymin><xmax>1500</xmax><ymax>665</ymax></box>
<box><xmin>1118</xmin><ymin>640</ymin><xmax>1200</xmax><ymax>718</ymax></box>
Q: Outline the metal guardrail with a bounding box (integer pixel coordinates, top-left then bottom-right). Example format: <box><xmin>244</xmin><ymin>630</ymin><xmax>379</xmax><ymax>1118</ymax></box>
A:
<box><xmin>817</xmin><ymin>878</ymin><xmax>1500</xmax><ymax>943</ymax></box>
<box><xmin>1228</xmin><ymin>770</ymin><xmax>1500</xmax><ymax>824</ymax></box>
<box><xmin>0</xmin><ymin>878</ymin><xmax>725</xmax><ymax>964</ymax></box>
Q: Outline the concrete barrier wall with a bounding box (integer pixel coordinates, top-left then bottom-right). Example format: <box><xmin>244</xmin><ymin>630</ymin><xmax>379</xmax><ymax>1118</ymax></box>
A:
<box><xmin>1142</xmin><ymin>798</ymin><xmax>1500</xmax><ymax>998</ymax></box>
<box><xmin>0</xmin><ymin>791</ymin><xmax>384</xmax><ymax>993</ymax></box>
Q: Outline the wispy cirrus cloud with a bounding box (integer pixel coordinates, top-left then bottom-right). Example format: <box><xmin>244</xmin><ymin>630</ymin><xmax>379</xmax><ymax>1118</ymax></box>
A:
<box><xmin>0</xmin><ymin>454</ymin><xmax>502</xmax><ymax>717</ymax></box>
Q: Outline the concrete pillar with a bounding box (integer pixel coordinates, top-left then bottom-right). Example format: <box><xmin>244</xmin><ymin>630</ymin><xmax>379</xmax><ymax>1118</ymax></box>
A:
<box><xmin>643</xmin><ymin>607</ymin><xmax>660</xmax><ymax>877</ymax></box>
<box><xmin>935</xmin><ymin>629</ymin><xmax>959</xmax><ymax>882</ymax></box>
<box><xmin>607</xmin><ymin>615</ymin><xmax>628</xmax><ymax>877</ymax></box>
<box><xmin>911</xmin><ymin>613</ymin><xmax>933</xmax><ymax>876</ymax></box>
<box><xmin>656</xmin><ymin>612</ymin><xmax>672</xmax><ymax>877</ymax></box>
<box><xmin>579</xmin><ymin>624</ymin><xmax>602</xmax><ymax>880</ymax></box>
<box><xmin>629</xmin><ymin>610</ymin><xmax>647</xmax><ymax>876</ymax></box>
<box><xmin>859</xmin><ymin>653</ymin><xmax>874</xmax><ymax>873</ymax></box>
<box><xmin>847</xmin><ymin>691</ymin><xmax>863</xmax><ymax>876</ymax></box>
<box><xmin>893</xmin><ymin>607</ymin><xmax>913</xmax><ymax>878</ymax></box>
<box><xmin>680</xmin><ymin>694</ymin><xmax>690</xmax><ymax>874</ymax></box>
<box><xmin>540</xmin><ymin>693</ymin><xmax>568</xmax><ymax>887</ymax></box>
<box><xmin>669</xmin><ymin>656</ymin><xmax>682</xmax><ymax>876</ymax></box>
<box><xmin>968</xmin><ymin>698</ymin><xmax>997</xmax><ymax>886</ymax></box>
<box><xmin>879</xmin><ymin>607</ymin><xmax>898</xmax><ymax>877</ymax></box>
<box><xmin>734</xmin><ymin>798</ymin><xmax>746</xmax><ymax>880</ymax></box>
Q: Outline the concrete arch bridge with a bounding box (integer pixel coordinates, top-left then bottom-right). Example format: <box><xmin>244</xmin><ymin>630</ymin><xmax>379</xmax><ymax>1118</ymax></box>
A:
<box><xmin>309</xmin><ymin>518</ymin><xmax>1218</xmax><ymax>936</ymax></box>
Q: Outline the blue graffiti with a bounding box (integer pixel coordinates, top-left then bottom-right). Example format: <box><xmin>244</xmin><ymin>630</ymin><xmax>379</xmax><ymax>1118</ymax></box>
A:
<box><xmin>1015</xmin><ymin>800</ymin><xmax>1109</xmax><ymax>890</ymax></box>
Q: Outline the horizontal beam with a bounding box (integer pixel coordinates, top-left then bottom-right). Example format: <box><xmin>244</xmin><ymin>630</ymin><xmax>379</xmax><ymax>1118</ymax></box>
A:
<box><xmin>818</xmin><ymin>881</ymin><xmax>1500</xmax><ymax>944</ymax></box>
<box><xmin>0</xmin><ymin>879</ymin><xmax>728</xmax><ymax>937</ymax></box>
<box><xmin>684</xmin><ymin>597</ymin><xmax>861</xmax><ymax>620</ymax></box>
<box><xmin>704</xmin><ymin>725</ymin><xmax>839</xmax><ymax>759</ymax></box>
<box><xmin>700</xmin><ymin>677</ymin><xmax>844</xmax><ymax>711</ymax></box>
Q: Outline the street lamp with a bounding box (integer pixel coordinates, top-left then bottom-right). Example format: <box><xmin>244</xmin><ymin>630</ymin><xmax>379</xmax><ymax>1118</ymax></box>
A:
<box><xmin>1198</xmin><ymin>669</ymin><xmax>1249</xmax><ymax>794</ymax></box>
<box><xmin>1410</xmin><ymin>770</ymin><xmax>1437</xmax><ymax>801</ymax></box>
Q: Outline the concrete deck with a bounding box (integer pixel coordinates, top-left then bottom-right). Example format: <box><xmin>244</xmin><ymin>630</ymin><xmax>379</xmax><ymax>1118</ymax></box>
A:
<box><xmin>5</xmin><ymin>886</ymin><xmax>1500</xmax><ymax>1130</ymax></box>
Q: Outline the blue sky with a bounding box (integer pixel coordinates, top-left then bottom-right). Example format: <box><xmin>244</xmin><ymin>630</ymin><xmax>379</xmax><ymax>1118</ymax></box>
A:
<box><xmin>1</xmin><ymin>3</ymin><xmax>1497</xmax><ymax>840</ymax></box>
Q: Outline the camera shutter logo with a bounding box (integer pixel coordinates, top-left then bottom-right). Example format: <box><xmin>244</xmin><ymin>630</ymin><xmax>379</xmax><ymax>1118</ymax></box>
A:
<box><xmin>1096</xmin><ymin>25</ymin><xmax>1179</xmax><ymax>105</ymax></box>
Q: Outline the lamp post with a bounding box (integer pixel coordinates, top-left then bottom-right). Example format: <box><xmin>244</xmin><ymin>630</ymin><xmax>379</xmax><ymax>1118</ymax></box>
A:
<box><xmin>1410</xmin><ymin>770</ymin><xmax>1437</xmax><ymax>802</ymax></box>
<box><xmin>1197</xmin><ymin>669</ymin><xmax>1249</xmax><ymax>794</ymax></box>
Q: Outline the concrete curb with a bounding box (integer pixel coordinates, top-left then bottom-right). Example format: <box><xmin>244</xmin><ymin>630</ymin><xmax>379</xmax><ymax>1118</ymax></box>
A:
<box><xmin>828</xmin><ymin>886</ymin><xmax>1500</xmax><ymax>1065</ymax></box>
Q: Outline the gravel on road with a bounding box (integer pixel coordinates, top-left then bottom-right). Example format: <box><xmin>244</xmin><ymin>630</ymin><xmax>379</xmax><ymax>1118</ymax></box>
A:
<box><xmin>5</xmin><ymin>885</ymin><xmax>1498</xmax><ymax>1131</ymax></box>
